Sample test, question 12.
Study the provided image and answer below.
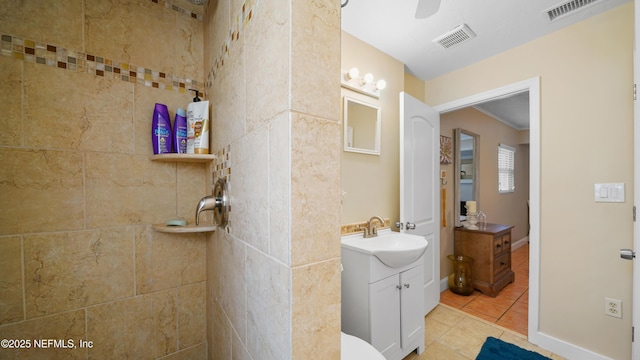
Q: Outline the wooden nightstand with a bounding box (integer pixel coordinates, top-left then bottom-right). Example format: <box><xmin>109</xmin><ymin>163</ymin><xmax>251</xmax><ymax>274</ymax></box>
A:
<box><xmin>454</xmin><ymin>224</ymin><xmax>515</xmax><ymax>297</ymax></box>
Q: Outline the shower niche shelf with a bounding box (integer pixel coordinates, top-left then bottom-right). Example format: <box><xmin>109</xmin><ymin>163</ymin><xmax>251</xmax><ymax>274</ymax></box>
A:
<box><xmin>150</xmin><ymin>154</ymin><xmax>216</xmax><ymax>163</ymax></box>
<box><xmin>152</xmin><ymin>223</ymin><xmax>216</xmax><ymax>233</ymax></box>
<box><xmin>150</xmin><ymin>153</ymin><xmax>217</xmax><ymax>234</ymax></box>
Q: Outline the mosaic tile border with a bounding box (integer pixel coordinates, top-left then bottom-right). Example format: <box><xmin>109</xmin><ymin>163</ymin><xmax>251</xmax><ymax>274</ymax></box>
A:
<box><xmin>213</xmin><ymin>145</ymin><xmax>232</xmax><ymax>189</ymax></box>
<box><xmin>341</xmin><ymin>218</ymin><xmax>391</xmax><ymax>235</ymax></box>
<box><xmin>206</xmin><ymin>0</ymin><xmax>258</xmax><ymax>88</ymax></box>
<box><xmin>213</xmin><ymin>145</ymin><xmax>232</xmax><ymax>233</ymax></box>
<box><xmin>1</xmin><ymin>34</ymin><xmax>202</xmax><ymax>95</ymax></box>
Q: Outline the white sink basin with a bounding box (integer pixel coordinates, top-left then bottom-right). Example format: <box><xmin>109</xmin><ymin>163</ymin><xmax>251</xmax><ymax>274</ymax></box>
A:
<box><xmin>341</xmin><ymin>229</ymin><xmax>428</xmax><ymax>268</ymax></box>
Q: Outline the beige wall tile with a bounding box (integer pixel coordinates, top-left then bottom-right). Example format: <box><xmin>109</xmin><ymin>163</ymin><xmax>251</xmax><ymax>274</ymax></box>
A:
<box><xmin>85</xmin><ymin>153</ymin><xmax>176</xmax><ymax>228</ymax></box>
<box><xmin>135</xmin><ymin>227</ymin><xmax>206</xmax><ymax>295</ymax></box>
<box><xmin>85</xmin><ymin>0</ymin><xmax>202</xmax><ymax>81</ymax></box>
<box><xmin>84</xmin><ymin>0</ymin><xmax>170</xmax><ymax>69</ymax></box>
<box><xmin>269</xmin><ymin>112</ymin><xmax>291</xmax><ymax>265</ymax></box>
<box><xmin>0</xmin><ymin>236</ymin><xmax>23</xmax><ymax>325</ymax></box>
<box><xmin>291</xmin><ymin>114</ymin><xmax>341</xmax><ymax>266</ymax></box>
<box><xmin>0</xmin><ymin>0</ymin><xmax>84</xmax><ymax>50</ymax></box>
<box><xmin>23</xmin><ymin>228</ymin><xmax>134</xmax><ymax>318</ymax></box>
<box><xmin>0</xmin><ymin>310</ymin><xmax>86</xmax><ymax>360</ymax></box>
<box><xmin>150</xmin><ymin>290</ymin><xmax>179</xmax><ymax>357</ymax></box>
<box><xmin>87</xmin><ymin>296</ymin><xmax>155</xmax><ymax>360</ymax></box>
<box><xmin>0</xmin><ymin>57</ymin><xmax>22</xmax><ymax>147</ymax></box>
<box><xmin>0</xmin><ymin>148</ymin><xmax>84</xmax><ymax>235</ymax></box>
<box><xmin>174</xmin><ymin>5</ymin><xmax>205</xmax><ymax>82</ymax></box>
<box><xmin>24</xmin><ymin>63</ymin><xmax>135</xmax><ymax>153</ymax></box>
<box><xmin>232</xmin><ymin>334</ymin><xmax>253</xmax><ymax>360</ymax></box>
<box><xmin>245</xmin><ymin>246</ymin><xmax>291</xmax><ymax>360</ymax></box>
<box><xmin>177</xmin><ymin>163</ymin><xmax>208</xmax><ymax>223</ymax></box>
<box><xmin>207</xmin><ymin>299</ymin><xmax>232</xmax><ymax>359</ymax></box>
<box><xmin>178</xmin><ymin>282</ymin><xmax>206</xmax><ymax>349</ymax></box>
<box><xmin>292</xmin><ymin>259</ymin><xmax>341</xmax><ymax>359</ymax></box>
<box><xmin>229</xmin><ymin>125</ymin><xmax>269</xmax><ymax>252</ymax></box>
<box><xmin>291</xmin><ymin>0</ymin><xmax>341</xmax><ymax>121</ymax></box>
<box><xmin>209</xmin><ymin>231</ymin><xmax>247</xmax><ymax>344</ymax></box>
<box><xmin>163</xmin><ymin>342</ymin><xmax>207</xmax><ymax>360</ymax></box>
<box><xmin>210</xmin><ymin>40</ymin><xmax>246</xmax><ymax>150</ymax></box>
<box><xmin>244</xmin><ymin>0</ymin><xmax>290</xmax><ymax>130</ymax></box>
<box><xmin>203</xmin><ymin>0</ymin><xmax>229</xmax><ymax>73</ymax></box>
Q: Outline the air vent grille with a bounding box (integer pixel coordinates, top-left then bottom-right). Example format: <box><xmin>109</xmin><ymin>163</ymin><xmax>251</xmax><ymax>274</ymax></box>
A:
<box><xmin>545</xmin><ymin>0</ymin><xmax>602</xmax><ymax>21</ymax></box>
<box><xmin>433</xmin><ymin>24</ymin><xmax>476</xmax><ymax>49</ymax></box>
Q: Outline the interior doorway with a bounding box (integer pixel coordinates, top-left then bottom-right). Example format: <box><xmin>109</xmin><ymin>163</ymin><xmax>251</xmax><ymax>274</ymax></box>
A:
<box><xmin>433</xmin><ymin>77</ymin><xmax>541</xmax><ymax>341</ymax></box>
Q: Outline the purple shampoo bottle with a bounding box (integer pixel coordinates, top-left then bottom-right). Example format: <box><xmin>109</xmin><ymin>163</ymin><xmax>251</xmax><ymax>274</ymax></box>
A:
<box><xmin>152</xmin><ymin>103</ymin><xmax>173</xmax><ymax>154</ymax></box>
<box><xmin>173</xmin><ymin>108</ymin><xmax>187</xmax><ymax>153</ymax></box>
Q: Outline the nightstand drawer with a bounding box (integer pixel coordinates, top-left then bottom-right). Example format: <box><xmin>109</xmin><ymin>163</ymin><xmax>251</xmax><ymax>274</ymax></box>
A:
<box><xmin>493</xmin><ymin>252</ymin><xmax>510</xmax><ymax>276</ymax></box>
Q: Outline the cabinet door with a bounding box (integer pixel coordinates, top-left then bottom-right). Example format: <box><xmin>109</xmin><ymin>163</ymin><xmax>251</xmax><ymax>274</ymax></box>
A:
<box><xmin>400</xmin><ymin>265</ymin><xmax>424</xmax><ymax>348</ymax></box>
<box><xmin>369</xmin><ymin>275</ymin><xmax>401</xmax><ymax>356</ymax></box>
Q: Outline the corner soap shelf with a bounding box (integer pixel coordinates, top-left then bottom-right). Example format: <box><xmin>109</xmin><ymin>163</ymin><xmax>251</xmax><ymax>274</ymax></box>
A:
<box><xmin>150</xmin><ymin>154</ymin><xmax>216</xmax><ymax>163</ymax></box>
<box><xmin>150</xmin><ymin>153</ymin><xmax>216</xmax><ymax>233</ymax></box>
<box><xmin>152</xmin><ymin>223</ymin><xmax>216</xmax><ymax>233</ymax></box>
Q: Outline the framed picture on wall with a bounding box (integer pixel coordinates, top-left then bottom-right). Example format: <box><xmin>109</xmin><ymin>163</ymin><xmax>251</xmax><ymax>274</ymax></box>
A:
<box><xmin>440</xmin><ymin>135</ymin><xmax>452</xmax><ymax>164</ymax></box>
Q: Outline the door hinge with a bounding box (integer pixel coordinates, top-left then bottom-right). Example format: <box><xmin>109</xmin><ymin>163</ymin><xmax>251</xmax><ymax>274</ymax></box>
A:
<box><xmin>635</xmin><ymin>84</ymin><xmax>637</xmax><ymax>101</ymax></box>
<box><xmin>634</xmin><ymin>206</ymin><xmax>637</xmax><ymax>222</ymax></box>
<box><xmin>633</xmin><ymin>326</ymin><xmax>635</xmax><ymax>342</ymax></box>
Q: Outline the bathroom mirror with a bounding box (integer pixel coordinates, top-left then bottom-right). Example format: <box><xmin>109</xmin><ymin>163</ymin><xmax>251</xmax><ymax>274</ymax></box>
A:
<box><xmin>343</xmin><ymin>96</ymin><xmax>381</xmax><ymax>155</ymax></box>
<box><xmin>454</xmin><ymin>128</ymin><xmax>480</xmax><ymax>227</ymax></box>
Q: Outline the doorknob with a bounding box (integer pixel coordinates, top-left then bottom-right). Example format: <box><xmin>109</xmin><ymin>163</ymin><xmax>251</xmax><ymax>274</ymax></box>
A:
<box><xmin>406</xmin><ymin>222</ymin><xmax>416</xmax><ymax>230</ymax></box>
<box><xmin>620</xmin><ymin>249</ymin><xmax>636</xmax><ymax>260</ymax></box>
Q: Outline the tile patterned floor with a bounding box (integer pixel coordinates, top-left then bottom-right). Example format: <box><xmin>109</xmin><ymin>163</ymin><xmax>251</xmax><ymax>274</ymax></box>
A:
<box><xmin>403</xmin><ymin>304</ymin><xmax>566</xmax><ymax>360</ymax></box>
<box><xmin>440</xmin><ymin>243</ymin><xmax>530</xmax><ymax>335</ymax></box>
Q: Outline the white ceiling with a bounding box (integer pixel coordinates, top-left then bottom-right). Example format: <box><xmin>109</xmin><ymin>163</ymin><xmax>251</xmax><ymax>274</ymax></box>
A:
<box><xmin>341</xmin><ymin>0</ymin><xmax>630</xmax><ymax>130</ymax></box>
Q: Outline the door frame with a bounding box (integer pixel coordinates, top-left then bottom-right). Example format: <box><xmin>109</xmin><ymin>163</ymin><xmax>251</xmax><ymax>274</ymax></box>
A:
<box><xmin>433</xmin><ymin>77</ymin><xmax>541</xmax><ymax>339</ymax></box>
<box><xmin>633</xmin><ymin>1</ymin><xmax>639</xmax><ymax>358</ymax></box>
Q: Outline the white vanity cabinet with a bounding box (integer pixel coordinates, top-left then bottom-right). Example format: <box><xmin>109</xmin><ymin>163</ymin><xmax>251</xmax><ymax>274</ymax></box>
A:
<box><xmin>342</xmin><ymin>244</ymin><xmax>425</xmax><ymax>360</ymax></box>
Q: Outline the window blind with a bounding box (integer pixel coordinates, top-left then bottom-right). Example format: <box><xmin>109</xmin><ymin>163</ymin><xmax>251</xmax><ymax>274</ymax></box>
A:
<box><xmin>498</xmin><ymin>144</ymin><xmax>515</xmax><ymax>193</ymax></box>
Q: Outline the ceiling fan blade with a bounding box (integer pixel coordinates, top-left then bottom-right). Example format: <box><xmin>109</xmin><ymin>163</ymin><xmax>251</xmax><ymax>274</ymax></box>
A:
<box><xmin>415</xmin><ymin>0</ymin><xmax>441</xmax><ymax>19</ymax></box>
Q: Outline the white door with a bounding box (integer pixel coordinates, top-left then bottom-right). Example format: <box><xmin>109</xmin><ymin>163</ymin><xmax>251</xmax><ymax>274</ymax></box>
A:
<box><xmin>632</xmin><ymin>1</ymin><xmax>640</xmax><ymax>357</ymax></box>
<box><xmin>399</xmin><ymin>92</ymin><xmax>441</xmax><ymax>315</ymax></box>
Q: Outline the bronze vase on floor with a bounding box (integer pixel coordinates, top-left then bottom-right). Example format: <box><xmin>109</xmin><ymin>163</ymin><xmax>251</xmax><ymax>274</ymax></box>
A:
<box><xmin>448</xmin><ymin>255</ymin><xmax>474</xmax><ymax>296</ymax></box>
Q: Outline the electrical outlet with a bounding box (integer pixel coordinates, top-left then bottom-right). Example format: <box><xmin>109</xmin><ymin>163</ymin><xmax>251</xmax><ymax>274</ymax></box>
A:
<box><xmin>605</xmin><ymin>297</ymin><xmax>622</xmax><ymax>318</ymax></box>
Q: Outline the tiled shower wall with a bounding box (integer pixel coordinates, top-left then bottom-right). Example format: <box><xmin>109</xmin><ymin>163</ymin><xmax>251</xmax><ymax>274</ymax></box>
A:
<box><xmin>0</xmin><ymin>1</ymin><xmax>208</xmax><ymax>358</ymax></box>
<box><xmin>204</xmin><ymin>0</ymin><xmax>342</xmax><ymax>359</ymax></box>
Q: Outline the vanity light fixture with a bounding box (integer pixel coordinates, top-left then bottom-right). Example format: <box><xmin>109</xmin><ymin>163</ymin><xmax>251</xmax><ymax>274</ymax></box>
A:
<box><xmin>340</xmin><ymin>68</ymin><xmax>386</xmax><ymax>99</ymax></box>
<box><xmin>345</xmin><ymin>67</ymin><xmax>359</xmax><ymax>81</ymax></box>
<box><xmin>360</xmin><ymin>73</ymin><xmax>374</xmax><ymax>85</ymax></box>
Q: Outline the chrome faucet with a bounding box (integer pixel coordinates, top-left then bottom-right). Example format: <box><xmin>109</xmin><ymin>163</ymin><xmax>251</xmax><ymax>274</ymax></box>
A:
<box><xmin>195</xmin><ymin>195</ymin><xmax>217</xmax><ymax>225</ymax></box>
<box><xmin>359</xmin><ymin>216</ymin><xmax>386</xmax><ymax>238</ymax></box>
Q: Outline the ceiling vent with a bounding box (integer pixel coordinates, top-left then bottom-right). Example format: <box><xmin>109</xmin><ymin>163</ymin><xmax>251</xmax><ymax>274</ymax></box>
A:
<box><xmin>433</xmin><ymin>24</ymin><xmax>476</xmax><ymax>49</ymax></box>
<box><xmin>544</xmin><ymin>0</ymin><xmax>603</xmax><ymax>22</ymax></box>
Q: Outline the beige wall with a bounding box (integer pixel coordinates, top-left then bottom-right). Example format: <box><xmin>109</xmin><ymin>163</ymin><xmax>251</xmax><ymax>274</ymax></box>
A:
<box><xmin>205</xmin><ymin>1</ymin><xmax>341</xmax><ymax>359</ymax></box>
<box><xmin>404</xmin><ymin>72</ymin><xmax>426</xmax><ymax>100</ymax></box>
<box><xmin>440</xmin><ymin>108</ymin><xmax>530</xmax><ymax>278</ymax></box>
<box><xmin>0</xmin><ymin>0</ymin><xmax>207</xmax><ymax>358</ymax></box>
<box><xmin>426</xmin><ymin>4</ymin><xmax>634</xmax><ymax>359</ymax></box>
<box><xmin>341</xmin><ymin>31</ymin><xmax>405</xmax><ymax>226</ymax></box>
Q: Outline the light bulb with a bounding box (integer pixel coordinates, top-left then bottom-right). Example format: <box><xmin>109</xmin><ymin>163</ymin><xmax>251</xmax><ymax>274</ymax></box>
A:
<box><xmin>374</xmin><ymin>79</ymin><xmax>387</xmax><ymax>91</ymax></box>
<box><xmin>345</xmin><ymin>67</ymin><xmax>359</xmax><ymax>81</ymax></box>
<box><xmin>361</xmin><ymin>73</ymin><xmax>374</xmax><ymax>85</ymax></box>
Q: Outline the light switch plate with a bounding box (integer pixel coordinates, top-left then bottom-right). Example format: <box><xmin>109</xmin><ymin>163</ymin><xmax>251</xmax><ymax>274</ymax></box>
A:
<box><xmin>594</xmin><ymin>183</ymin><xmax>625</xmax><ymax>203</ymax></box>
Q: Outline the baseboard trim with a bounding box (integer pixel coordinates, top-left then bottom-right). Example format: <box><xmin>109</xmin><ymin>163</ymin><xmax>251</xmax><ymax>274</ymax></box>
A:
<box><xmin>529</xmin><ymin>330</ymin><xmax>613</xmax><ymax>360</ymax></box>
<box><xmin>511</xmin><ymin>236</ymin><xmax>529</xmax><ymax>250</ymax></box>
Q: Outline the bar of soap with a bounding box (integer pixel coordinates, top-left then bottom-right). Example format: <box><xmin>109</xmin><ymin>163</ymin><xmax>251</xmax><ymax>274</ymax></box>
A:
<box><xmin>165</xmin><ymin>218</ymin><xmax>187</xmax><ymax>226</ymax></box>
